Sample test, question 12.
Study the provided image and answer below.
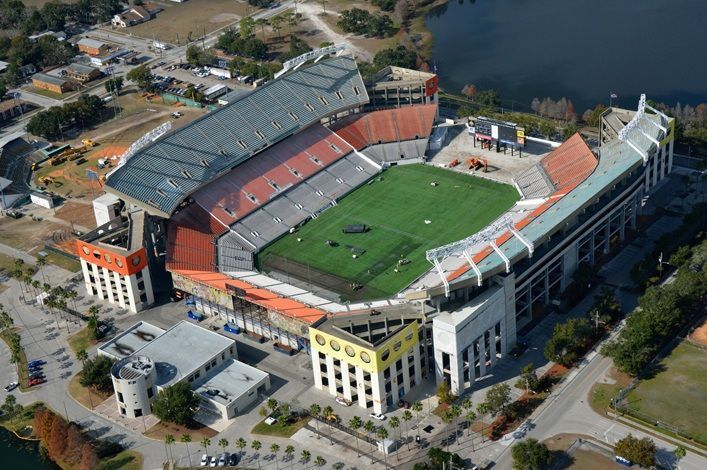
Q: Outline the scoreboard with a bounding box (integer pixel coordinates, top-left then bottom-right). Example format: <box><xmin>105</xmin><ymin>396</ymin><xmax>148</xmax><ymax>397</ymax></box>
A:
<box><xmin>474</xmin><ymin>117</ymin><xmax>525</xmax><ymax>147</ymax></box>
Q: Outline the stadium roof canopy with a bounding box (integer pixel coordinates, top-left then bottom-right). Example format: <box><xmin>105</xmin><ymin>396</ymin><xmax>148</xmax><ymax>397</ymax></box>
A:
<box><xmin>105</xmin><ymin>55</ymin><xmax>368</xmax><ymax>217</ymax></box>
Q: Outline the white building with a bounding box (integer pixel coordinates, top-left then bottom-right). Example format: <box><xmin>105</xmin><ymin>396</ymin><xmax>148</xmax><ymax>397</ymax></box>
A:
<box><xmin>102</xmin><ymin>321</ymin><xmax>270</xmax><ymax>421</ymax></box>
<box><xmin>309</xmin><ymin>309</ymin><xmax>427</xmax><ymax>414</ymax></box>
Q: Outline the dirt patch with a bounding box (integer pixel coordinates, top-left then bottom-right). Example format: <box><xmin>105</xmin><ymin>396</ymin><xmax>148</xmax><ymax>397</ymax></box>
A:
<box><xmin>0</xmin><ymin>216</ymin><xmax>71</xmax><ymax>254</ymax></box>
<box><xmin>144</xmin><ymin>419</ymin><xmax>218</xmax><ymax>441</ymax></box>
<box><xmin>210</xmin><ymin>13</ymin><xmax>240</xmax><ymax>23</ymax></box>
<box><xmin>54</xmin><ymin>202</ymin><xmax>97</xmax><ymax>230</ymax></box>
<box><xmin>689</xmin><ymin>318</ymin><xmax>707</xmax><ymax>347</ymax></box>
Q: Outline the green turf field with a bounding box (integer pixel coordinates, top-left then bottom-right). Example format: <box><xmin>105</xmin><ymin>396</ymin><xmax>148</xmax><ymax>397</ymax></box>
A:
<box><xmin>258</xmin><ymin>164</ymin><xmax>519</xmax><ymax>301</ymax></box>
<box><xmin>625</xmin><ymin>341</ymin><xmax>707</xmax><ymax>442</ymax></box>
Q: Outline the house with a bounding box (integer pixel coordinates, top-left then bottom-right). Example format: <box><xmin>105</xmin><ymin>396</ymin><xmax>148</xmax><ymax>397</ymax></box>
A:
<box><xmin>0</xmin><ymin>100</ymin><xmax>27</xmax><ymax>123</ymax></box>
<box><xmin>65</xmin><ymin>63</ymin><xmax>101</xmax><ymax>83</ymax></box>
<box><xmin>32</xmin><ymin>73</ymin><xmax>72</xmax><ymax>94</ymax></box>
<box><xmin>111</xmin><ymin>4</ymin><xmax>162</xmax><ymax>28</ymax></box>
<box><xmin>77</xmin><ymin>38</ymin><xmax>109</xmax><ymax>56</ymax></box>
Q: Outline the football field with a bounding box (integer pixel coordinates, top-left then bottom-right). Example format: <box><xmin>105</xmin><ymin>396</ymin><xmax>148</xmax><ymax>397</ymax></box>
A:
<box><xmin>258</xmin><ymin>164</ymin><xmax>519</xmax><ymax>301</ymax></box>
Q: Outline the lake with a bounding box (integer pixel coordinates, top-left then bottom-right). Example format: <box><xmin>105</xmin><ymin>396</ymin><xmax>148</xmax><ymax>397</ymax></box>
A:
<box><xmin>0</xmin><ymin>426</ymin><xmax>58</xmax><ymax>469</ymax></box>
<box><xmin>426</xmin><ymin>0</ymin><xmax>707</xmax><ymax>113</ymax></box>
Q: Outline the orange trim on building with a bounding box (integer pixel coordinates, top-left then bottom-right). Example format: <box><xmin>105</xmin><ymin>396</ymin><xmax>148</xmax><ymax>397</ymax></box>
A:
<box><xmin>171</xmin><ymin>269</ymin><xmax>326</xmax><ymax>325</ymax></box>
<box><xmin>75</xmin><ymin>240</ymin><xmax>147</xmax><ymax>276</ymax></box>
<box><xmin>447</xmin><ymin>134</ymin><xmax>598</xmax><ymax>283</ymax></box>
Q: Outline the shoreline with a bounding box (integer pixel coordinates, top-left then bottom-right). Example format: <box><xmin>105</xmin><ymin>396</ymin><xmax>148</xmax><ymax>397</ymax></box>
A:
<box><xmin>407</xmin><ymin>0</ymin><xmax>450</xmax><ymax>61</ymax></box>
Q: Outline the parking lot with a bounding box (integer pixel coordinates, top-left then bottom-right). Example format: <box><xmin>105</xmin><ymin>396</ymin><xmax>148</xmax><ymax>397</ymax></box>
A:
<box><xmin>150</xmin><ymin>61</ymin><xmax>254</xmax><ymax>100</ymax></box>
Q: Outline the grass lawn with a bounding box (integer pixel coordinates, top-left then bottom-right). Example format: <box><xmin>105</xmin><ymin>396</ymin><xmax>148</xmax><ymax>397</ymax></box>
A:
<box><xmin>67</xmin><ymin>326</ymin><xmax>97</xmax><ymax>355</ymax></box>
<box><xmin>68</xmin><ymin>373</ymin><xmax>112</xmax><ymax>410</ymax></box>
<box><xmin>625</xmin><ymin>341</ymin><xmax>707</xmax><ymax>442</ymax></box>
<box><xmin>251</xmin><ymin>416</ymin><xmax>310</xmax><ymax>438</ymax></box>
<box><xmin>99</xmin><ymin>449</ymin><xmax>142</xmax><ymax>470</ymax></box>
<box><xmin>144</xmin><ymin>419</ymin><xmax>217</xmax><ymax>441</ymax></box>
<box><xmin>589</xmin><ymin>368</ymin><xmax>631</xmax><ymax>416</ymax></box>
<box><xmin>44</xmin><ymin>251</ymin><xmax>82</xmax><ymax>272</ymax></box>
<box><xmin>0</xmin><ymin>328</ymin><xmax>29</xmax><ymax>390</ymax></box>
<box><xmin>259</xmin><ymin>164</ymin><xmax>518</xmax><ymax>301</ymax></box>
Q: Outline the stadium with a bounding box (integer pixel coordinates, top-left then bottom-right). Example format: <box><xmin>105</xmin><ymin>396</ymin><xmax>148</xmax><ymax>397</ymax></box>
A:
<box><xmin>75</xmin><ymin>52</ymin><xmax>675</xmax><ymax>413</ymax></box>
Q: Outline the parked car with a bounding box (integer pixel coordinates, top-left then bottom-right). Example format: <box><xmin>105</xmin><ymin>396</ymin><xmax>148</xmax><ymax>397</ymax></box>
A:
<box><xmin>187</xmin><ymin>310</ymin><xmax>203</xmax><ymax>322</ymax></box>
<box><xmin>217</xmin><ymin>453</ymin><xmax>228</xmax><ymax>467</ymax></box>
<box><xmin>4</xmin><ymin>382</ymin><xmax>18</xmax><ymax>392</ymax></box>
<box><xmin>29</xmin><ymin>372</ymin><xmax>44</xmax><ymax>380</ymax></box>
<box><xmin>171</xmin><ymin>111</ymin><xmax>182</xmax><ymax>118</ymax></box>
<box><xmin>209</xmin><ymin>455</ymin><xmax>218</xmax><ymax>467</ymax></box>
<box><xmin>369</xmin><ymin>412</ymin><xmax>386</xmax><ymax>421</ymax></box>
<box><xmin>510</xmin><ymin>341</ymin><xmax>528</xmax><ymax>358</ymax></box>
<box><xmin>200</xmin><ymin>454</ymin><xmax>210</xmax><ymax>466</ymax></box>
<box><xmin>227</xmin><ymin>454</ymin><xmax>238</xmax><ymax>466</ymax></box>
<box><xmin>398</xmin><ymin>400</ymin><xmax>410</xmax><ymax>409</ymax></box>
<box><xmin>223</xmin><ymin>323</ymin><xmax>240</xmax><ymax>334</ymax></box>
<box><xmin>28</xmin><ymin>360</ymin><xmax>46</xmax><ymax>367</ymax></box>
<box><xmin>29</xmin><ymin>378</ymin><xmax>46</xmax><ymax>386</ymax></box>
<box><xmin>335</xmin><ymin>396</ymin><xmax>352</xmax><ymax>407</ymax></box>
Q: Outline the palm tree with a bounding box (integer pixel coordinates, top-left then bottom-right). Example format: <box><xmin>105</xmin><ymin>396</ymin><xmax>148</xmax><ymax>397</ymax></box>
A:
<box><xmin>322</xmin><ymin>405</ymin><xmax>335</xmax><ymax>445</ymax></box>
<box><xmin>267</xmin><ymin>398</ymin><xmax>279</xmax><ymax>414</ymax></box>
<box><xmin>270</xmin><ymin>443</ymin><xmax>280</xmax><ymax>470</ymax></box>
<box><xmin>441</xmin><ymin>410</ymin><xmax>454</xmax><ymax>452</ymax></box>
<box><xmin>66</xmin><ymin>288</ymin><xmax>78</xmax><ymax>316</ymax></box>
<box><xmin>402</xmin><ymin>410</ymin><xmax>413</xmax><ymax>450</ymax></box>
<box><xmin>200</xmin><ymin>437</ymin><xmax>211</xmax><ymax>457</ymax></box>
<box><xmin>236</xmin><ymin>438</ymin><xmax>247</xmax><ymax>470</ymax></box>
<box><xmin>31</xmin><ymin>280</ymin><xmax>40</xmax><ymax>298</ymax></box>
<box><xmin>254</xmin><ymin>18</ymin><xmax>269</xmax><ymax>38</ymax></box>
<box><xmin>164</xmin><ymin>434</ymin><xmax>175</xmax><ymax>463</ymax></box>
<box><xmin>389</xmin><ymin>416</ymin><xmax>400</xmax><ymax>459</ymax></box>
<box><xmin>450</xmin><ymin>405</ymin><xmax>462</xmax><ymax>442</ymax></box>
<box><xmin>300</xmin><ymin>449</ymin><xmax>311</xmax><ymax>469</ymax></box>
<box><xmin>465</xmin><ymin>409</ymin><xmax>477</xmax><ymax>450</ymax></box>
<box><xmin>363</xmin><ymin>419</ymin><xmax>376</xmax><ymax>449</ymax></box>
<box><xmin>251</xmin><ymin>440</ymin><xmax>262</xmax><ymax>469</ymax></box>
<box><xmin>412</xmin><ymin>400</ymin><xmax>423</xmax><ymax>442</ymax></box>
<box><xmin>309</xmin><ymin>403</ymin><xmax>321</xmax><ymax>439</ymax></box>
<box><xmin>349</xmin><ymin>416</ymin><xmax>363</xmax><ymax>456</ymax></box>
<box><xmin>218</xmin><ymin>438</ymin><xmax>228</xmax><ymax>456</ymax></box>
<box><xmin>674</xmin><ymin>445</ymin><xmax>687</xmax><ymax>469</ymax></box>
<box><xmin>376</xmin><ymin>426</ymin><xmax>389</xmax><ymax>469</ymax></box>
<box><xmin>76</xmin><ymin>349</ymin><xmax>88</xmax><ymax>366</ymax></box>
<box><xmin>180</xmin><ymin>434</ymin><xmax>193</xmax><ymax>469</ymax></box>
<box><xmin>284</xmin><ymin>445</ymin><xmax>295</xmax><ymax>470</ymax></box>
<box><xmin>36</xmin><ymin>254</ymin><xmax>47</xmax><ymax>283</ymax></box>
<box><xmin>332</xmin><ymin>464</ymin><xmax>344</xmax><ymax>470</ymax></box>
<box><xmin>313</xmin><ymin>456</ymin><xmax>326</xmax><ymax>469</ymax></box>
<box><xmin>270</xmin><ymin>15</ymin><xmax>283</xmax><ymax>39</ymax></box>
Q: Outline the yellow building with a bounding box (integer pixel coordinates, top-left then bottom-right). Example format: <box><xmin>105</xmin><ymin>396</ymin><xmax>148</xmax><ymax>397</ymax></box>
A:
<box><xmin>309</xmin><ymin>310</ymin><xmax>428</xmax><ymax>414</ymax></box>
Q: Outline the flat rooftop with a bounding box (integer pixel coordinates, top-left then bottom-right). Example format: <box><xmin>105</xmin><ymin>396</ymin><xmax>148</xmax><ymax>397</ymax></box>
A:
<box><xmin>195</xmin><ymin>359</ymin><xmax>268</xmax><ymax>407</ymax></box>
<box><xmin>98</xmin><ymin>321</ymin><xmax>165</xmax><ymax>360</ymax></box>
<box><xmin>136</xmin><ymin>321</ymin><xmax>234</xmax><ymax>387</ymax></box>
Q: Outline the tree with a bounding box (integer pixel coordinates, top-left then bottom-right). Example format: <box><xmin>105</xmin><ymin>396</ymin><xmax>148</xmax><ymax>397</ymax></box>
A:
<box><xmin>76</xmin><ymin>349</ymin><xmax>88</xmax><ymax>367</ymax></box>
<box><xmin>402</xmin><ymin>410</ymin><xmax>413</xmax><ymax>450</ymax></box>
<box><xmin>49</xmin><ymin>413</ymin><xmax>69</xmax><ymax>460</ymax></box>
<box><xmin>254</xmin><ymin>18</ymin><xmax>269</xmax><ymax>37</ymax></box>
<box><xmin>300</xmin><ymin>449</ymin><xmax>311</xmax><ymax>469</ymax></box>
<box><xmin>104</xmin><ymin>76</ymin><xmax>123</xmax><ymax>95</ymax></box>
<box><xmin>426</xmin><ymin>447</ymin><xmax>465</xmax><ymax>469</ymax></box>
<box><xmin>436</xmin><ymin>381</ymin><xmax>454</xmax><ymax>405</ymax></box>
<box><xmin>267</xmin><ymin>398</ymin><xmax>279</xmax><ymax>414</ymax></box>
<box><xmin>517</xmin><ymin>363</ymin><xmax>540</xmax><ymax>393</ymax></box>
<box><xmin>377</xmin><ymin>426</ymin><xmax>389</xmax><ymax>468</ymax></box>
<box><xmin>511</xmin><ymin>438</ymin><xmax>551</xmax><ymax>470</ymax></box>
<box><xmin>79</xmin><ymin>442</ymin><xmax>99</xmax><ymax>470</ymax></box>
<box><xmin>151</xmin><ymin>382</ymin><xmax>200</xmax><ymax>425</ymax></box>
<box><xmin>314</xmin><ymin>456</ymin><xmax>326</xmax><ymax>468</ymax></box>
<box><xmin>322</xmin><ymin>405</ymin><xmax>335</xmax><ymax>445</ymax></box>
<box><xmin>363</xmin><ymin>420</ymin><xmax>376</xmax><ymax>449</ymax></box>
<box><xmin>478</xmin><ymin>383</ymin><xmax>512</xmax><ymax>417</ymax></box>
<box><xmin>1</xmin><ymin>395</ymin><xmax>24</xmax><ymax>424</ymax></box>
<box><xmin>36</xmin><ymin>254</ymin><xmax>47</xmax><ymax>283</ymax></box>
<box><xmin>389</xmin><ymin>416</ymin><xmax>400</xmax><ymax>459</ymax></box>
<box><xmin>544</xmin><ymin>317</ymin><xmax>594</xmax><ymax>366</ymax></box>
<box><xmin>284</xmin><ymin>445</ymin><xmax>295</xmax><ymax>470</ymax></box>
<box><xmin>218</xmin><ymin>438</ymin><xmax>229</xmax><ymax>455</ymax></box>
<box><xmin>126</xmin><ymin>65</ymin><xmax>154</xmax><ymax>91</ymax></box>
<box><xmin>180</xmin><ymin>434</ymin><xmax>193</xmax><ymax>469</ymax></box>
<box><xmin>239</xmin><ymin>16</ymin><xmax>256</xmax><ymax>39</ymax></box>
<box><xmin>236</xmin><ymin>438</ymin><xmax>247</xmax><ymax>467</ymax></box>
<box><xmin>251</xmin><ymin>440</ymin><xmax>262</xmax><ymax>470</ymax></box>
<box><xmin>614</xmin><ymin>434</ymin><xmax>655</xmax><ymax>468</ymax></box>
<box><xmin>462</xmin><ymin>83</ymin><xmax>477</xmax><ymax>100</ymax></box>
<box><xmin>270</xmin><ymin>443</ymin><xmax>280</xmax><ymax>470</ymax></box>
<box><xmin>79</xmin><ymin>355</ymin><xmax>115</xmax><ymax>393</ymax></box>
<box><xmin>200</xmin><ymin>437</ymin><xmax>211</xmax><ymax>456</ymax></box>
<box><xmin>165</xmin><ymin>434</ymin><xmax>175</xmax><ymax>463</ymax></box>
<box><xmin>373</xmin><ymin>45</ymin><xmax>417</xmax><ymax>70</ymax></box>
<box><xmin>349</xmin><ymin>415</ymin><xmax>363</xmax><ymax>456</ymax></box>
<box><xmin>674</xmin><ymin>445</ymin><xmax>687</xmax><ymax>468</ymax></box>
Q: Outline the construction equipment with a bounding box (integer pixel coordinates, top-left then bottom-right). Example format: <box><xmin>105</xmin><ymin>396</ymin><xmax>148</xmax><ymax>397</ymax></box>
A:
<box><xmin>81</xmin><ymin>139</ymin><xmax>97</xmax><ymax>147</ymax></box>
<box><xmin>448</xmin><ymin>159</ymin><xmax>460</xmax><ymax>168</ymax></box>
<box><xmin>49</xmin><ymin>155</ymin><xmax>66</xmax><ymax>166</ymax></box>
<box><xmin>466</xmin><ymin>157</ymin><xmax>489</xmax><ymax>172</ymax></box>
<box><xmin>67</xmin><ymin>152</ymin><xmax>83</xmax><ymax>161</ymax></box>
<box><xmin>38</xmin><ymin>176</ymin><xmax>54</xmax><ymax>186</ymax></box>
